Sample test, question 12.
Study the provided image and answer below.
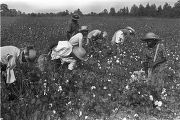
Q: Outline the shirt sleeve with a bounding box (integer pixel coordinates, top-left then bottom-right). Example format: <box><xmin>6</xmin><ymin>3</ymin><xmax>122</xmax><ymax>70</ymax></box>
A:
<box><xmin>7</xmin><ymin>56</ymin><xmax>17</xmax><ymax>70</ymax></box>
<box><xmin>93</xmin><ymin>30</ymin><xmax>101</xmax><ymax>37</ymax></box>
<box><xmin>78</xmin><ymin>34</ymin><xmax>83</xmax><ymax>48</ymax></box>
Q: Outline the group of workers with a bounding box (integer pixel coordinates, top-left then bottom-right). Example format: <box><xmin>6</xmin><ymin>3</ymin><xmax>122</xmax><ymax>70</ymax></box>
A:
<box><xmin>0</xmin><ymin>14</ymin><xmax>167</xmax><ymax>90</ymax></box>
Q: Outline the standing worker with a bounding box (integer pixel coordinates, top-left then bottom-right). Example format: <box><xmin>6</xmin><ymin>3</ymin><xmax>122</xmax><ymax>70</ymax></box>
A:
<box><xmin>66</xmin><ymin>14</ymin><xmax>80</xmax><ymax>40</ymax></box>
<box><xmin>141</xmin><ymin>32</ymin><xmax>167</xmax><ymax>89</ymax></box>
<box><xmin>0</xmin><ymin>46</ymin><xmax>37</xmax><ymax>83</ymax></box>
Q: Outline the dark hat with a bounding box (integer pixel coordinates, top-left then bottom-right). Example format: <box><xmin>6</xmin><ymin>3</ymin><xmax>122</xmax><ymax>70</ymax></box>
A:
<box><xmin>141</xmin><ymin>32</ymin><xmax>161</xmax><ymax>41</ymax></box>
<box><xmin>72</xmin><ymin>14</ymin><xmax>80</xmax><ymax>20</ymax></box>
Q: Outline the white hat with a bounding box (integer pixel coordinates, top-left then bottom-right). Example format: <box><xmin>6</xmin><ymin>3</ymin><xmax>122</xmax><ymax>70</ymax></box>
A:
<box><xmin>79</xmin><ymin>26</ymin><xmax>88</xmax><ymax>32</ymax></box>
<box><xmin>125</xmin><ymin>26</ymin><xmax>135</xmax><ymax>34</ymax></box>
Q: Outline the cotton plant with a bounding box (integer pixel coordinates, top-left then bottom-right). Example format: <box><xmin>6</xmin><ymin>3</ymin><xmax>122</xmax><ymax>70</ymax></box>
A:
<box><xmin>129</xmin><ymin>69</ymin><xmax>146</xmax><ymax>83</ymax></box>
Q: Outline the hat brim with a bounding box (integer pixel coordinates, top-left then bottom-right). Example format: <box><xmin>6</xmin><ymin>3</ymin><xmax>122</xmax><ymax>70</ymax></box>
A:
<box><xmin>77</xmin><ymin>56</ymin><xmax>88</xmax><ymax>61</ymax></box>
<box><xmin>141</xmin><ymin>38</ymin><xmax>161</xmax><ymax>41</ymax></box>
<box><xmin>79</xmin><ymin>29</ymin><xmax>88</xmax><ymax>32</ymax></box>
<box><xmin>72</xmin><ymin>18</ymin><xmax>79</xmax><ymax>20</ymax></box>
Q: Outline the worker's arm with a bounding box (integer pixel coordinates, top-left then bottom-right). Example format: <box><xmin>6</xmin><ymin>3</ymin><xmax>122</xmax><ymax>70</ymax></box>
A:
<box><xmin>151</xmin><ymin>44</ymin><xmax>167</xmax><ymax>69</ymax></box>
<box><xmin>78</xmin><ymin>35</ymin><xmax>83</xmax><ymax>48</ymax></box>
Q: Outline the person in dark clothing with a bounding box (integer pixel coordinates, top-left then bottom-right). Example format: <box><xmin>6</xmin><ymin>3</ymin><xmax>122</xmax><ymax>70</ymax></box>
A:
<box><xmin>66</xmin><ymin>14</ymin><xmax>80</xmax><ymax>40</ymax></box>
<box><xmin>141</xmin><ymin>32</ymin><xmax>167</xmax><ymax>90</ymax></box>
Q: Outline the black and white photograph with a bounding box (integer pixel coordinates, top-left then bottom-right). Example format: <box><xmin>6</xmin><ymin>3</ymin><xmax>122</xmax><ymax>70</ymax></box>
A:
<box><xmin>0</xmin><ymin>0</ymin><xmax>180</xmax><ymax>119</ymax></box>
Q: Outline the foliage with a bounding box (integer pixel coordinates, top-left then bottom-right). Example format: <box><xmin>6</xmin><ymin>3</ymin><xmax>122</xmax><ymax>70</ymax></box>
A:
<box><xmin>1</xmin><ymin>16</ymin><xmax>180</xmax><ymax>120</ymax></box>
<box><xmin>1</xmin><ymin>0</ymin><xmax>180</xmax><ymax>17</ymax></box>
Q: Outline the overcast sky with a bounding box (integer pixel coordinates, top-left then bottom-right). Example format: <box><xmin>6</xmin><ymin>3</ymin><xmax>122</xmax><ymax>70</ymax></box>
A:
<box><xmin>1</xmin><ymin>0</ymin><xmax>177</xmax><ymax>14</ymax></box>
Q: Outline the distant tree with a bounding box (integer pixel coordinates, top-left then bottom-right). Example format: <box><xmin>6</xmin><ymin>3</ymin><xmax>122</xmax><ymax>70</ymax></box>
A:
<box><xmin>125</xmin><ymin>7</ymin><xmax>129</xmax><ymax>15</ymax></box>
<box><xmin>99</xmin><ymin>9</ymin><xmax>108</xmax><ymax>16</ymax></box>
<box><xmin>157</xmin><ymin>5</ymin><xmax>163</xmax><ymax>16</ymax></box>
<box><xmin>138</xmin><ymin>4</ymin><xmax>145</xmax><ymax>16</ymax></box>
<box><xmin>172</xmin><ymin>0</ymin><xmax>180</xmax><ymax>17</ymax></box>
<box><xmin>130</xmin><ymin>4</ymin><xmax>139</xmax><ymax>16</ymax></box>
<box><xmin>109</xmin><ymin>7</ymin><xmax>116</xmax><ymax>16</ymax></box>
<box><xmin>17</xmin><ymin>10</ymin><xmax>21</xmax><ymax>16</ymax></box>
<box><xmin>162</xmin><ymin>2</ymin><xmax>172</xmax><ymax>17</ymax></box>
<box><xmin>9</xmin><ymin>9</ymin><xmax>17</xmax><ymax>16</ymax></box>
<box><xmin>150</xmin><ymin>4</ymin><xmax>157</xmax><ymax>17</ymax></box>
<box><xmin>145</xmin><ymin>3</ymin><xmax>151</xmax><ymax>16</ymax></box>
<box><xmin>30</xmin><ymin>13</ymin><xmax>37</xmax><ymax>17</ymax></box>
<box><xmin>89</xmin><ymin>12</ymin><xmax>97</xmax><ymax>16</ymax></box>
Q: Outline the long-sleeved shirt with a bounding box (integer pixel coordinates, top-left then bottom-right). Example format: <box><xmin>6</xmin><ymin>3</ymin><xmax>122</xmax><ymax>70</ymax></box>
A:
<box><xmin>0</xmin><ymin>46</ymin><xmax>21</xmax><ymax>83</ymax></box>
<box><xmin>0</xmin><ymin>46</ymin><xmax>21</xmax><ymax>69</ymax></box>
<box><xmin>87</xmin><ymin>30</ymin><xmax>102</xmax><ymax>39</ymax></box>
<box><xmin>142</xmin><ymin>43</ymin><xmax>167</xmax><ymax>74</ymax></box>
<box><xmin>69</xmin><ymin>33</ymin><xmax>83</xmax><ymax>48</ymax></box>
<box><xmin>67</xmin><ymin>21</ymin><xmax>80</xmax><ymax>40</ymax></box>
<box><xmin>111</xmin><ymin>29</ymin><xmax>130</xmax><ymax>45</ymax></box>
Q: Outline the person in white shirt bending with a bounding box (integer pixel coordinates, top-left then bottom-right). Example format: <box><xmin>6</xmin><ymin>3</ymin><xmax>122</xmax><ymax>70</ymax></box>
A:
<box><xmin>87</xmin><ymin>29</ymin><xmax>108</xmax><ymax>46</ymax></box>
<box><xmin>111</xmin><ymin>26</ymin><xmax>135</xmax><ymax>45</ymax></box>
<box><xmin>49</xmin><ymin>26</ymin><xmax>89</xmax><ymax>71</ymax></box>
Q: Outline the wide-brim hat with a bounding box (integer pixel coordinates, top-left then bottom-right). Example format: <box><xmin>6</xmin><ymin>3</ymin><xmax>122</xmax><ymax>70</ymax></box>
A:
<box><xmin>125</xmin><ymin>26</ymin><xmax>135</xmax><ymax>34</ymax></box>
<box><xmin>72</xmin><ymin>14</ymin><xmax>80</xmax><ymax>20</ymax></box>
<box><xmin>79</xmin><ymin>26</ymin><xmax>89</xmax><ymax>32</ymax></box>
<box><xmin>73</xmin><ymin>46</ymin><xmax>88</xmax><ymax>61</ymax></box>
<box><xmin>141</xmin><ymin>32</ymin><xmax>161</xmax><ymax>41</ymax></box>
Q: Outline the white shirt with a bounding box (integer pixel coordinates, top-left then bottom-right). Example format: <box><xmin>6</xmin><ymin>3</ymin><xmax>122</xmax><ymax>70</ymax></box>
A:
<box><xmin>69</xmin><ymin>33</ymin><xmax>83</xmax><ymax>47</ymax></box>
<box><xmin>0</xmin><ymin>46</ymin><xmax>20</xmax><ymax>67</ymax></box>
<box><xmin>51</xmin><ymin>41</ymin><xmax>73</xmax><ymax>60</ymax></box>
<box><xmin>111</xmin><ymin>30</ymin><xmax>125</xmax><ymax>44</ymax></box>
<box><xmin>0</xmin><ymin>46</ymin><xmax>20</xmax><ymax>83</ymax></box>
<box><xmin>87</xmin><ymin>30</ymin><xmax>102</xmax><ymax>39</ymax></box>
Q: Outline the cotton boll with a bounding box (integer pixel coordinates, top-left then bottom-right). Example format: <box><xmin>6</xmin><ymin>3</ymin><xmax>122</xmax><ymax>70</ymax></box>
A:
<box><xmin>158</xmin><ymin>101</ymin><xmax>162</xmax><ymax>107</ymax></box>
<box><xmin>154</xmin><ymin>100</ymin><xmax>159</xmax><ymax>106</ymax></box>
<box><xmin>134</xmin><ymin>114</ymin><xmax>139</xmax><ymax>117</ymax></box>
<box><xmin>85</xmin><ymin>116</ymin><xmax>88</xmax><ymax>119</ymax></box>
<box><xmin>91</xmin><ymin>86</ymin><xmax>96</xmax><ymax>89</ymax></box>
<box><xmin>125</xmin><ymin>85</ymin><xmax>129</xmax><ymax>90</ymax></box>
<box><xmin>79</xmin><ymin>111</ymin><xmax>82</xmax><ymax>116</ymax></box>
<box><xmin>53</xmin><ymin>110</ymin><xmax>56</xmax><ymax>114</ymax></box>
<box><xmin>122</xmin><ymin>117</ymin><xmax>127</xmax><ymax>120</ymax></box>
<box><xmin>149</xmin><ymin>95</ymin><xmax>154</xmax><ymax>101</ymax></box>
<box><xmin>116</xmin><ymin>59</ymin><xmax>120</xmax><ymax>63</ymax></box>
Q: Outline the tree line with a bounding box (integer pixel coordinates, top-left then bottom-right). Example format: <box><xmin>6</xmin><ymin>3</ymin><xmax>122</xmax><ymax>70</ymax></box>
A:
<box><xmin>1</xmin><ymin>0</ymin><xmax>180</xmax><ymax>17</ymax></box>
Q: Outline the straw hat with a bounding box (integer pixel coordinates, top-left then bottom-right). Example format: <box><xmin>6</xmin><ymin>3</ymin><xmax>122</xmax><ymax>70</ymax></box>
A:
<box><xmin>125</xmin><ymin>26</ymin><xmax>135</xmax><ymax>35</ymax></box>
<box><xmin>79</xmin><ymin>26</ymin><xmax>88</xmax><ymax>32</ymax></box>
<box><xmin>72</xmin><ymin>46</ymin><xmax>88</xmax><ymax>61</ymax></box>
<box><xmin>141</xmin><ymin>32</ymin><xmax>161</xmax><ymax>41</ymax></box>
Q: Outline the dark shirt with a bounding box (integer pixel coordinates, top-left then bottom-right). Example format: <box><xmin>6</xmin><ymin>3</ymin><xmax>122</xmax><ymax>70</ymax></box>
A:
<box><xmin>67</xmin><ymin>21</ymin><xmax>80</xmax><ymax>40</ymax></box>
